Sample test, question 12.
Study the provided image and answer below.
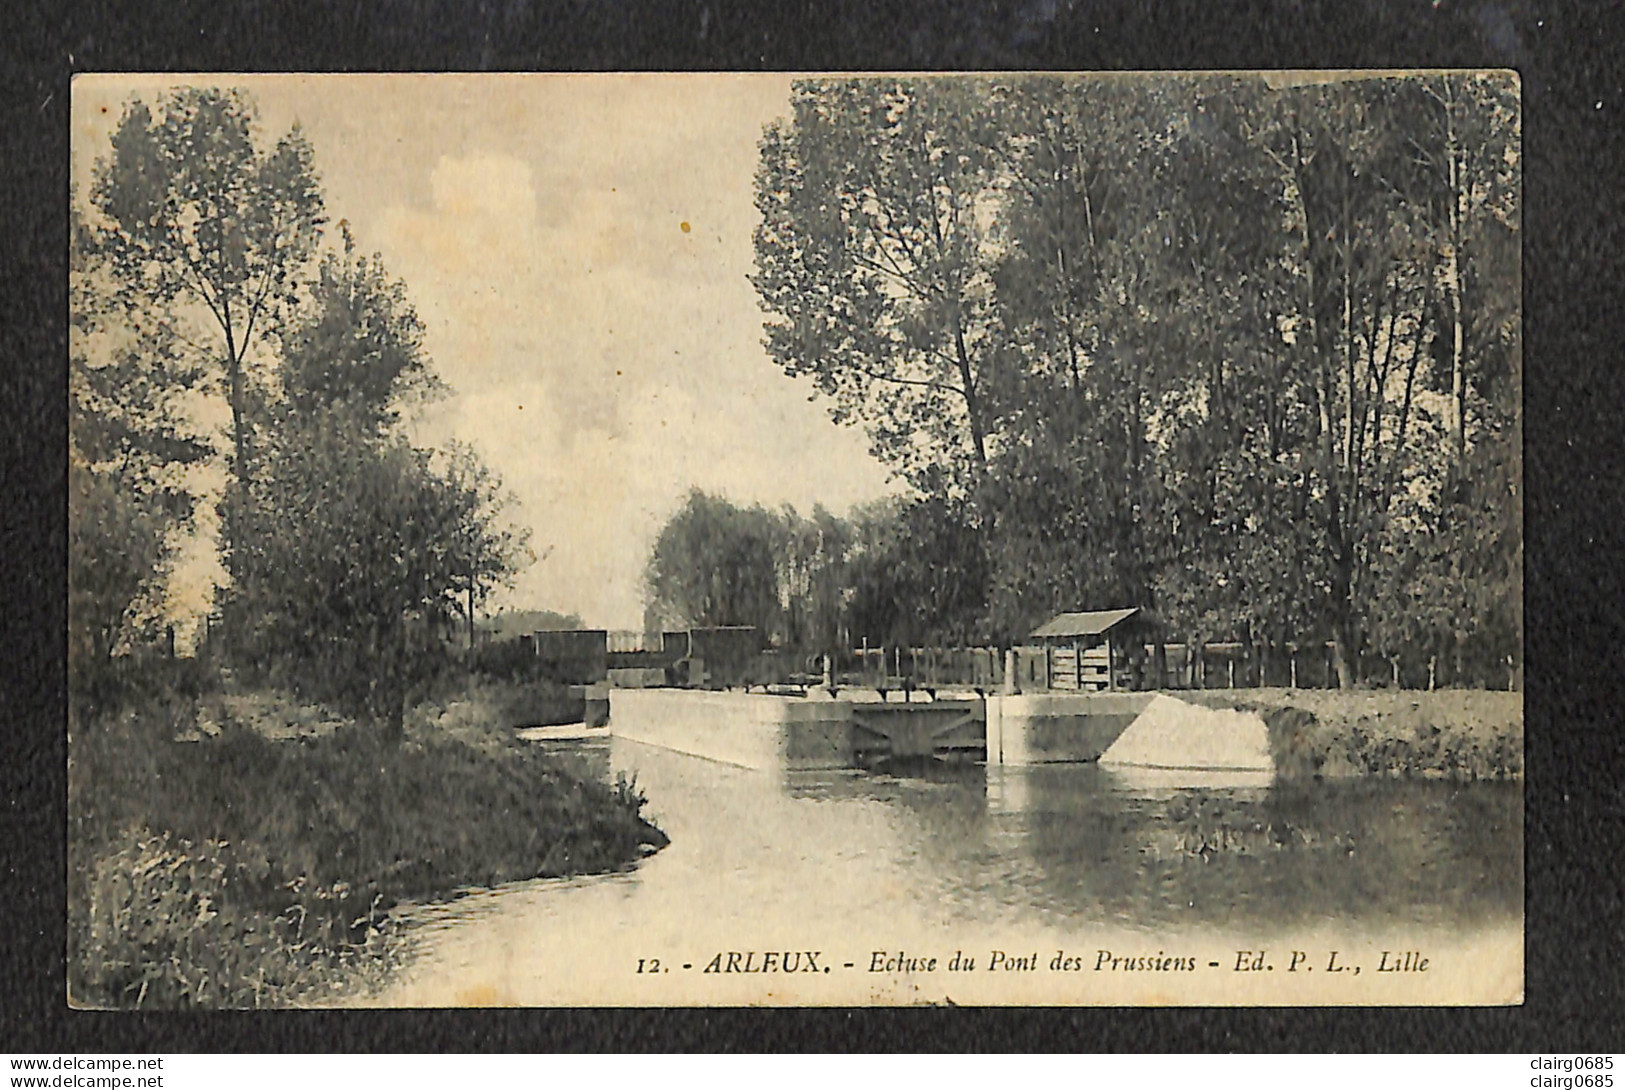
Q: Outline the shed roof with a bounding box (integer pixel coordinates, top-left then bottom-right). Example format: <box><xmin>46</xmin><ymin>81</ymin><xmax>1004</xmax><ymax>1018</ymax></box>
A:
<box><xmin>1029</xmin><ymin>608</ymin><xmax>1144</xmax><ymax>639</ymax></box>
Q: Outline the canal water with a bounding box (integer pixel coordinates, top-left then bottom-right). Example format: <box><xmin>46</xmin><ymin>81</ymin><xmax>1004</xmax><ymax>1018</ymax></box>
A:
<box><xmin>372</xmin><ymin>736</ymin><xmax>1523</xmax><ymax>1006</ymax></box>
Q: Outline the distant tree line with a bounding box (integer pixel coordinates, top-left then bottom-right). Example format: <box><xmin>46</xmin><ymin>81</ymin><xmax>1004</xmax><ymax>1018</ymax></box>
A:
<box><xmin>737</xmin><ymin>73</ymin><xmax>1519</xmax><ymax>686</ymax></box>
<box><xmin>480</xmin><ymin>609</ymin><xmax>585</xmax><ymax>640</ymax></box>
<box><xmin>643</xmin><ymin>489</ymin><xmax>988</xmax><ymax>658</ymax></box>
<box><xmin>70</xmin><ymin>88</ymin><xmax>531</xmax><ymax>735</ymax></box>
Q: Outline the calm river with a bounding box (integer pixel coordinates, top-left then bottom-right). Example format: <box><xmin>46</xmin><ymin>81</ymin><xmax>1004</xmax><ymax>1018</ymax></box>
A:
<box><xmin>372</xmin><ymin>735</ymin><xmax>1522</xmax><ymax>1006</ymax></box>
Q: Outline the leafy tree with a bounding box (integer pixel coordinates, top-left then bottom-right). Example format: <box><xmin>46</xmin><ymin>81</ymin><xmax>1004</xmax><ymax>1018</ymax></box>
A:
<box><xmin>1386</xmin><ymin>72</ymin><xmax>1521</xmax><ymax>686</ymax></box>
<box><xmin>68</xmin><ymin>465</ymin><xmax>171</xmax><ymax>673</ymax></box>
<box><xmin>68</xmin><ymin>201</ymin><xmax>210</xmax><ymax>701</ymax></box>
<box><xmin>224</xmin><ymin>242</ymin><xmax>528</xmax><ymax>736</ymax></box>
<box><xmin>91</xmin><ymin>87</ymin><xmax>325</xmax><ymax>574</ymax></box>
<box><xmin>976</xmin><ymin>78</ymin><xmax>1161</xmax><ymax>634</ymax></box>
<box><xmin>1412</xmin><ymin>73</ymin><xmax>1521</xmax><ymax>462</ymax></box>
<box><xmin>752</xmin><ymin>73</ymin><xmax>1519</xmax><ymax>686</ymax></box>
<box><xmin>78</xmin><ymin>86</ymin><xmax>544</xmax><ymax>734</ymax></box>
<box><xmin>774</xmin><ymin>503</ymin><xmax>854</xmax><ymax>654</ymax></box>
<box><xmin>643</xmin><ymin>490</ymin><xmax>783</xmax><ymax>635</ymax></box>
<box><xmin>226</xmin><ymin>417</ymin><xmax>528</xmax><ymax>736</ymax></box>
<box><xmin>753</xmin><ymin>78</ymin><xmax>1003</xmax><ymax>494</ymax></box>
<box><xmin>843</xmin><ymin>496</ymin><xmax>989</xmax><ymax>647</ymax></box>
<box><xmin>981</xmin><ymin>76</ymin><xmax>1291</xmax><ymax>650</ymax></box>
<box><xmin>642</xmin><ymin>489</ymin><xmax>991</xmax><ymax>656</ymax></box>
<box><xmin>279</xmin><ymin>224</ymin><xmax>441</xmax><ymax>429</ymax></box>
<box><xmin>436</xmin><ymin>441</ymin><xmax>533</xmax><ymax>648</ymax></box>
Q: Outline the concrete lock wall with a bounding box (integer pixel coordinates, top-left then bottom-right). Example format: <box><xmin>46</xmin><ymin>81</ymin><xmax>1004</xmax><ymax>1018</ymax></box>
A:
<box><xmin>1098</xmin><ymin>694</ymin><xmax>1272</xmax><ymax>772</ymax></box>
<box><xmin>608</xmin><ymin>689</ymin><xmax>853</xmax><ymax>771</ymax></box>
<box><xmin>611</xmin><ymin>688</ymin><xmax>1274</xmax><ymax>775</ymax></box>
<box><xmin>781</xmin><ymin>699</ymin><xmax>858</xmax><ymax>766</ymax></box>
<box><xmin>987</xmin><ymin>693</ymin><xmax>1152</xmax><ymax>765</ymax></box>
<box><xmin>988</xmin><ymin>692</ymin><xmax>1272</xmax><ymax>774</ymax></box>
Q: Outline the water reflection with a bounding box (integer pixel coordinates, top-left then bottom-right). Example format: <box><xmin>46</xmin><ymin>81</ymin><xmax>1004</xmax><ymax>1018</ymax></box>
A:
<box><xmin>380</xmin><ymin>735</ymin><xmax>1521</xmax><ymax>1004</ymax></box>
<box><xmin>776</xmin><ymin>750</ymin><xmax>1521</xmax><ymax>933</ymax></box>
<box><xmin>1008</xmin><ymin>766</ymin><xmax>1517</xmax><ymax>931</ymax></box>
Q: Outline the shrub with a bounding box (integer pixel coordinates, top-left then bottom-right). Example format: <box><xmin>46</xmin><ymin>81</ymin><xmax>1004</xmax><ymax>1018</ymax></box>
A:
<box><xmin>1261</xmin><ymin>700</ymin><xmax>1523</xmax><ymax>781</ymax></box>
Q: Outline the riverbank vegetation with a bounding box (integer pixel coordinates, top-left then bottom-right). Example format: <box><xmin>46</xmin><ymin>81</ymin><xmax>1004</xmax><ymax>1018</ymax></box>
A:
<box><xmin>69</xmin><ymin>668</ymin><xmax>665</xmax><ymax>1008</ymax></box>
<box><xmin>1187</xmin><ymin>688</ymin><xmax>1523</xmax><ymax>780</ymax></box>
<box><xmin>69</xmin><ymin>87</ymin><xmax>665</xmax><ymax>1007</ymax></box>
<box><xmin>1264</xmin><ymin>689</ymin><xmax>1522</xmax><ymax>781</ymax></box>
<box><xmin>648</xmin><ymin>74</ymin><xmax>1520</xmax><ymax>692</ymax></box>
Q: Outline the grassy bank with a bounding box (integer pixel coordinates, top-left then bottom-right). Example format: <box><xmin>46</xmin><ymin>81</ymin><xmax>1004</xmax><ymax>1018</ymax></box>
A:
<box><xmin>409</xmin><ymin>675</ymin><xmax>588</xmax><ymax>735</ymax></box>
<box><xmin>68</xmin><ymin>680</ymin><xmax>667</xmax><ymax>1009</ymax></box>
<box><xmin>1189</xmin><ymin>688</ymin><xmax>1523</xmax><ymax>780</ymax></box>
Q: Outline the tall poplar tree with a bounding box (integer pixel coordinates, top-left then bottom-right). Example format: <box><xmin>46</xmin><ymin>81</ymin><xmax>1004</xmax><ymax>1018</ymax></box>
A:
<box><xmin>92</xmin><ymin>87</ymin><xmax>325</xmax><ymax>573</ymax></box>
<box><xmin>753</xmin><ymin>78</ymin><xmax>1003</xmax><ymax>494</ymax></box>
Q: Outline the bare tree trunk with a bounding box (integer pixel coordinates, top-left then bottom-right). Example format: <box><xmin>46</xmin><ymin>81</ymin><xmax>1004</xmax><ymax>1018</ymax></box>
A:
<box><xmin>951</xmin><ymin>319</ymin><xmax>987</xmax><ymax>470</ymax></box>
<box><xmin>1444</xmin><ymin>92</ymin><xmax>1468</xmax><ymax>462</ymax></box>
<box><xmin>1331</xmin><ymin>632</ymin><xmax>1354</xmax><ymax>690</ymax></box>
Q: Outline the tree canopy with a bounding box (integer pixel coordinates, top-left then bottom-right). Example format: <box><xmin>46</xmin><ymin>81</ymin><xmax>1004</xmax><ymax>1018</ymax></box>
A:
<box><xmin>69</xmin><ymin>200</ymin><xmax>211</xmax><ymax>691</ymax></box>
<box><xmin>223</xmin><ymin>235</ymin><xmax>530</xmax><ymax>732</ymax></box>
<box><xmin>74</xmin><ymin>86</ymin><xmax>533</xmax><ymax>734</ymax></box>
<box><xmin>751</xmin><ymin>73</ymin><xmax>1520</xmax><ymax>687</ymax></box>
<box><xmin>92</xmin><ymin>88</ymin><xmax>325</xmax><ymax>496</ymax></box>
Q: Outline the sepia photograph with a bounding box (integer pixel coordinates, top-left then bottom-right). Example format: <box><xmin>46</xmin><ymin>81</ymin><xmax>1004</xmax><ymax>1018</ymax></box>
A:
<box><xmin>67</xmin><ymin>71</ymin><xmax>1522</xmax><ymax>1008</ymax></box>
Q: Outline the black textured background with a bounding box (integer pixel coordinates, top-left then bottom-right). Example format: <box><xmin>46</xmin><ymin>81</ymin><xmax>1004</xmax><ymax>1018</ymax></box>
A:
<box><xmin>3</xmin><ymin>0</ymin><xmax>1622</xmax><ymax>1053</ymax></box>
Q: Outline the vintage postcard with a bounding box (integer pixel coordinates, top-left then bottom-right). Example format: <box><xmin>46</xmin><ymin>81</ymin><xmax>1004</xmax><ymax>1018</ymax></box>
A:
<box><xmin>68</xmin><ymin>71</ymin><xmax>1521</xmax><ymax>1008</ymax></box>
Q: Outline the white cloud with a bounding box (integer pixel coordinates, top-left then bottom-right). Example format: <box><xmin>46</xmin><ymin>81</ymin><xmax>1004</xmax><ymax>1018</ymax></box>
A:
<box><xmin>429</xmin><ymin>154</ymin><xmax>538</xmax><ymax>229</ymax></box>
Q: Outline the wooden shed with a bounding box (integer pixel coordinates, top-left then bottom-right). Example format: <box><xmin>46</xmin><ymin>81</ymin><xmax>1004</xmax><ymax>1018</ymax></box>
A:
<box><xmin>1027</xmin><ymin>608</ymin><xmax>1158</xmax><ymax>691</ymax></box>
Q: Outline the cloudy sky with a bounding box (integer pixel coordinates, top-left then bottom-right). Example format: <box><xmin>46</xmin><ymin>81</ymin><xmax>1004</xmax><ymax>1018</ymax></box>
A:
<box><xmin>73</xmin><ymin>74</ymin><xmax>898</xmax><ymax>630</ymax></box>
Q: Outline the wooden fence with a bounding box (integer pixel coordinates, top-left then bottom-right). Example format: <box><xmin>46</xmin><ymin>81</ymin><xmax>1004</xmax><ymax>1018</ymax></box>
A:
<box><xmin>844</xmin><ymin>645</ymin><xmax>1004</xmax><ymax>691</ymax></box>
<box><xmin>838</xmin><ymin>640</ymin><xmax>1393</xmax><ymax>693</ymax></box>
